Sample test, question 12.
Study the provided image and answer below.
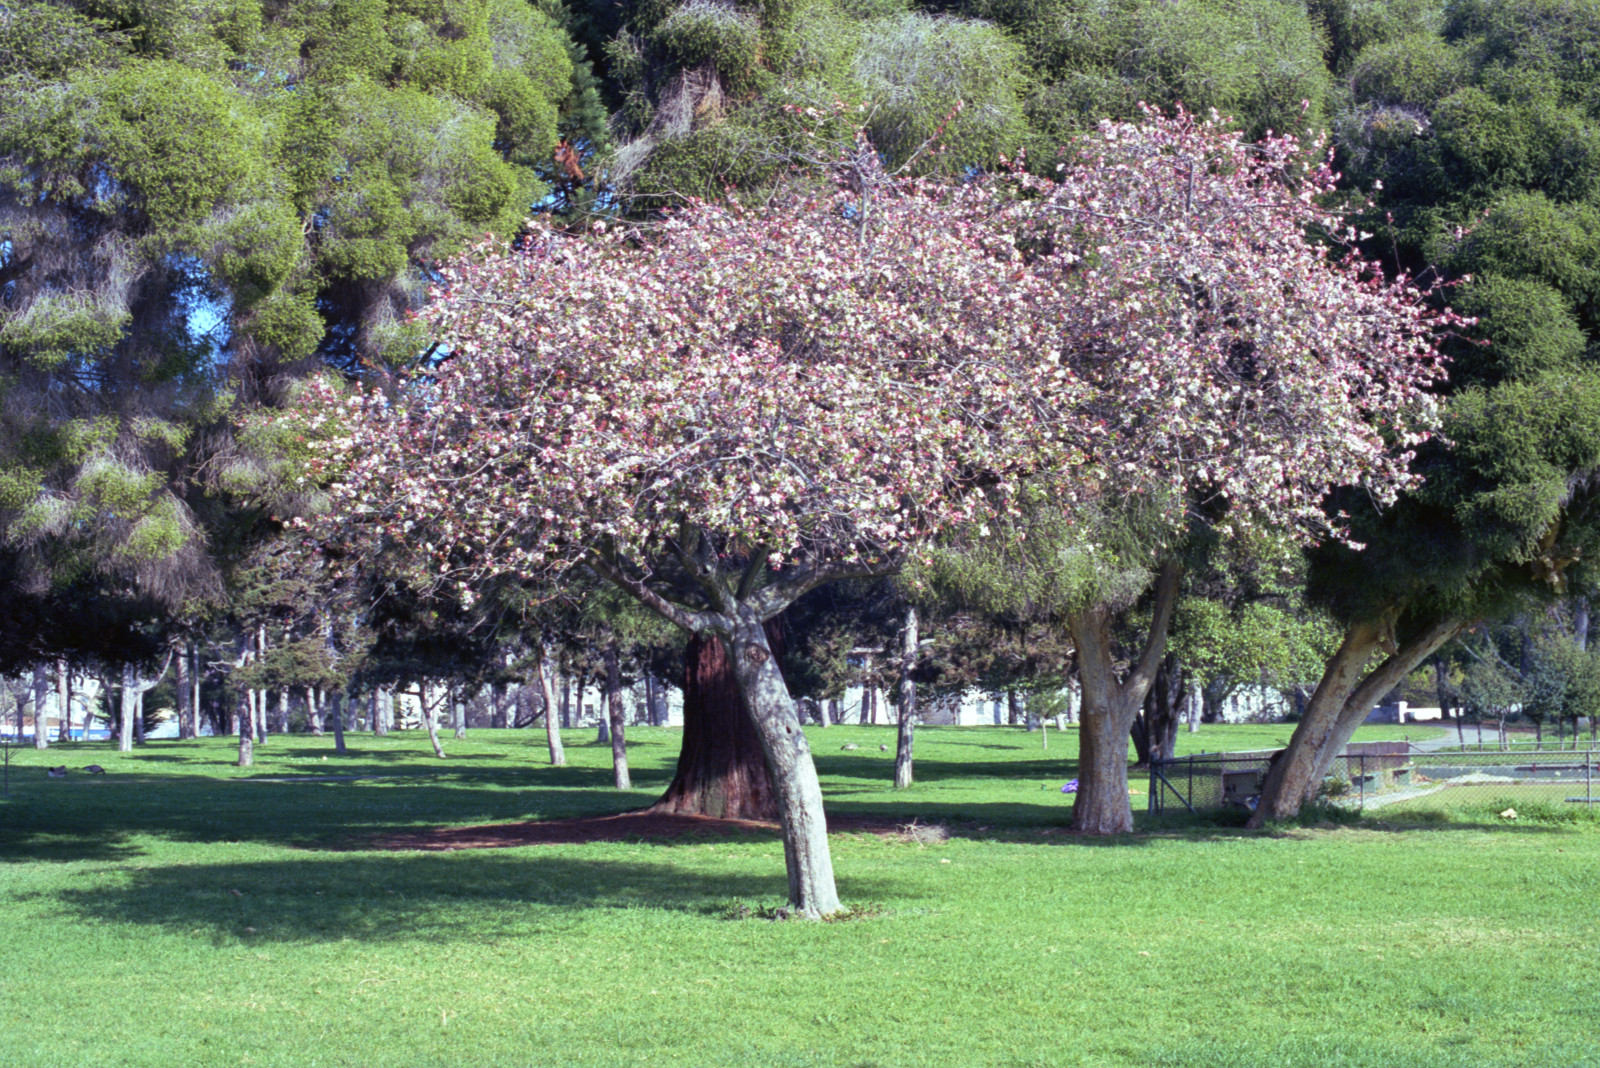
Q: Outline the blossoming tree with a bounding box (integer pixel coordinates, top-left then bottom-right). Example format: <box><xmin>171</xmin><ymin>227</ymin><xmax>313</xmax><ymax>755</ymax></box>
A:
<box><xmin>311</xmin><ymin>110</ymin><xmax>1450</xmax><ymax>913</ymax></box>
<box><xmin>312</xmin><ymin>151</ymin><xmax>1077</xmax><ymax>916</ymax></box>
<box><xmin>1006</xmin><ymin>109</ymin><xmax>1451</xmax><ymax>833</ymax></box>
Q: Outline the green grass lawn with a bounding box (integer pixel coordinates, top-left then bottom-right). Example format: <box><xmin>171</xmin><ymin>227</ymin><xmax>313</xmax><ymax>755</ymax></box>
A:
<box><xmin>2</xmin><ymin>722</ymin><xmax>1596</xmax><ymax>1067</ymax></box>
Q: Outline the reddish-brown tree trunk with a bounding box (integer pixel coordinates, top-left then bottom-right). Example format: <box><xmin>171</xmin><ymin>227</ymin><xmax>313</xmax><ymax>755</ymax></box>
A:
<box><xmin>648</xmin><ymin>622</ymin><xmax>785</xmax><ymax>820</ymax></box>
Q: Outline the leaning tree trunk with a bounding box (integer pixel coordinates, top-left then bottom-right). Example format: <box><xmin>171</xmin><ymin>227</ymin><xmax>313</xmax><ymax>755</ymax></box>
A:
<box><xmin>647</xmin><ymin>624</ymin><xmax>784</xmax><ymax>820</ymax></box>
<box><xmin>604</xmin><ymin>645</ymin><xmax>631</xmax><ymax>789</ymax></box>
<box><xmin>893</xmin><ymin>605</ymin><xmax>918</xmax><ymax>790</ymax></box>
<box><xmin>419</xmin><ymin>681</ymin><xmax>447</xmax><ymax>758</ymax></box>
<box><xmin>536</xmin><ymin>647</ymin><xmax>566</xmax><ymax>767</ymax></box>
<box><xmin>1250</xmin><ymin>616</ymin><xmax>1463</xmax><ymax>827</ymax></box>
<box><xmin>725</xmin><ymin>615</ymin><xmax>840</xmax><ymax>918</ymax></box>
<box><xmin>1069</xmin><ymin>562</ymin><xmax>1182</xmax><ymax>835</ymax></box>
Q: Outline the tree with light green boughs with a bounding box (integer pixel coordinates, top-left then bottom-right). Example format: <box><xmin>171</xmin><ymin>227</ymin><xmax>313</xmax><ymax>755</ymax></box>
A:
<box><xmin>0</xmin><ymin>0</ymin><xmax>595</xmax><ymax>639</ymax></box>
<box><xmin>1252</xmin><ymin>0</ymin><xmax>1600</xmax><ymax>823</ymax></box>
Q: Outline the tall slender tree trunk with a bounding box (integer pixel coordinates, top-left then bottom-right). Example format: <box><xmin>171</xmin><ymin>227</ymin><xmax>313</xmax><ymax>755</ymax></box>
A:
<box><xmin>174</xmin><ymin>650</ymin><xmax>190</xmax><ymax>740</ymax></box>
<box><xmin>237</xmin><ymin>691</ymin><xmax>253</xmax><ymax>767</ymax></box>
<box><xmin>725</xmin><ymin>617</ymin><xmax>839</xmax><ymax>918</ymax></box>
<box><xmin>307</xmin><ymin>686</ymin><xmax>323</xmax><ymax>736</ymax></box>
<box><xmin>643</xmin><ymin>673</ymin><xmax>659</xmax><ymax>727</ymax></box>
<box><xmin>648</xmin><ymin>627</ymin><xmax>781</xmax><ymax>820</ymax></box>
<box><xmin>190</xmin><ymin>645</ymin><xmax>203</xmax><ymax>739</ymax></box>
<box><xmin>604</xmin><ymin>645</ymin><xmax>630</xmax><ymax>789</ymax></box>
<box><xmin>419</xmin><ymin>681</ymin><xmax>447</xmax><ymax>758</ymax></box>
<box><xmin>57</xmin><ymin>663</ymin><xmax>71</xmax><ymax>743</ymax></box>
<box><xmin>374</xmin><ymin>687</ymin><xmax>390</xmax><ymax>736</ymax></box>
<box><xmin>330</xmin><ymin>691</ymin><xmax>347</xmax><ymax>754</ymax></box>
<box><xmin>119</xmin><ymin>663</ymin><xmax>139</xmax><ymax>752</ymax></box>
<box><xmin>453</xmin><ymin>685</ymin><xmax>468</xmax><ymax>740</ymax></box>
<box><xmin>493</xmin><ymin>682</ymin><xmax>508</xmax><ymax>729</ymax></box>
<box><xmin>1007</xmin><ymin>689</ymin><xmax>1022</xmax><ymax>726</ymax></box>
<box><xmin>1250</xmin><ymin>616</ymin><xmax>1463</xmax><ymax>827</ymax></box>
<box><xmin>537</xmin><ymin>647</ymin><xmax>566</xmax><ymax>766</ymax></box>
<box><xmin>32</xmin><ymin>665</ymin><xmax>50</xmax><ymax>750</ymax></box>
<box><xmin>893</xmin><ymin>605</ymin><xmax>918</xmax><ymax>790</ymax></box>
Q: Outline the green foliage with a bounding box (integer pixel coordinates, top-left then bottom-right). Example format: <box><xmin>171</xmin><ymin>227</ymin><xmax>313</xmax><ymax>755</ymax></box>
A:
<box><xmin>1349</xmin><ymin>32</ymin><xmax>1467</xmax><ymax>107</ymax></box>
<box><xmin>0</xmin><ymin>0</ymin><xmax>592</xmax><ymax>621</ymax></box>
<box><xmin>1443</xmin><ymin>274</ymin><xmax>1586</xmax><ymax>387</ymax></box>
<box><xmin>851</xmin><ymin>13</ymin><xmax>1028</xmax><ymax>167</ymax></box>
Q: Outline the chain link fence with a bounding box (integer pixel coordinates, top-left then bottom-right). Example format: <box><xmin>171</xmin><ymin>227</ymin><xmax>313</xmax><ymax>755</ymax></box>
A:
<box><xmin>1149</xmin><ymin>744</ymin><xmax>1600</xmax><ymax>818</ymax></box>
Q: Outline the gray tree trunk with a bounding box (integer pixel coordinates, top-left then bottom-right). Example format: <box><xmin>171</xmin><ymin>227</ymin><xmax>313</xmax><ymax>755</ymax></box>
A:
<box><xmin>643</xmin><ymin>673</ymin><xmax>659</xmax><ymax>727</ymax></box>
<box><xmin>453</xmin><ymin>685</ymin><xmax>467</xmax><ymax>740</ymax></box>
<box><xmin>279</xmin><ymin>690</ymin><xmax>290</xmax><ymax>734</ymax></box>
<box><xmin>1068</xmin><ymin>562</ymin><xmax>1183</xmax><ymax>834</ymax></box>
<box><xmin>190</xmin><ymin>645</ymin><xmax>202</xmax><ymax>739</ymax></box>
<box><xmin>119</xmin><ymin>663</ymin><xmax>139</xmax><ymax>752</ymax></box>
<box><xmin>308</xmin><ymin>686</ymin><xmax>324</xmax><ymax>736</ymax></box>
<box><xmin>174</xmin><ymin>649</ymin><xmax>191</xmax><ymax>740</ymax></box>
<box><xmin>57</xmin><ymin>662</ymin><xmax>71</xmax><ymax>743</ymax></box>
<box><xmin>419</xmin><ymin>682</ymin><xmax>447</xmax><ymax>758</ymax></box>
<box><xmin>330</xmin><ymin>691</ymin><xmax>346</xmax><ymax>754</ymax></box>
<box><xmin>1250</xmin><ymin>616</ymin><xmax>1462</xmax><ymax>827</ymax></box>
<box><xmin>32</xmin><ymin>665</ymin><xmax>50</xmax><ymax>749</ymax></box>
<box><xmin>538</xmin><ymin>646</ymin><xmax>566</xmax><ymax>766</ymax></box>
<box><xmin>237</xmin><ymin>691</ymin><xmax>253</xmax><ymax>767</ymax></box>
<box><xmin>893</xmin><ymin>605</ymin><xmax>918</xmax><ymax>789</ymax></box>
<box><xmin>725</xmin><ymin>618</ymin><xmax>840</xmax><ymax>918</ymax></box>
<box><xmin>605</xmin><ymin>645</ymin><xmax>630</xmax><ymax>789</ymax></box>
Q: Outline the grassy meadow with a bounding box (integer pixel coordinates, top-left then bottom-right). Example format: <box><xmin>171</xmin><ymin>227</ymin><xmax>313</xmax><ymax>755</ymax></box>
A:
<box><xmin>1</xmin><ymin>721</ymin><xmax>1597</xmax><ymax>1067</ymax></box>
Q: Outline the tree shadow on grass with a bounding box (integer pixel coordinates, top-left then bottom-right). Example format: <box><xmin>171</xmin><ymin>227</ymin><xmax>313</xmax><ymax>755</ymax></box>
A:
<box><xmin>38</xmin><ymin>851</ymin><xmax>901</xmax><ymax>944</ymax></box>
<box><xmin>0</xmin><ymin>776</ymin><xmax>667</xmax><ymax>863</ymax></box>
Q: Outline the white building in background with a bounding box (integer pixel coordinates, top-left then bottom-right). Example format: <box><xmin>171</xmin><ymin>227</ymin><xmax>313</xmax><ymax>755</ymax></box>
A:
<box><xmin>0</xmin><ymin>671</ymin><xmax>112</xmax><ymax>740</ymax></box>
<box><xmin>1365</xmin><ymin>701</ymin><xmax>1444</xmax><ymax>724</ymax></box>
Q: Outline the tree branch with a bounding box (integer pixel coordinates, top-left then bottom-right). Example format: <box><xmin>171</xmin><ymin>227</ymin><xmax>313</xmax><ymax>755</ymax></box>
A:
<box><xmin>585</xmin><ymin>550</ymin><xmax>723</xmax><ymax>635</ymax></box>
<box><xmin>746</xmin><ymin>556</ymin><xmax>899</xmax><ymax>619</ymax></box>
<box><xmin>1125</xmin><ymin>559</ymin><xmax>1184</xmax><ymax>701</ymax></box>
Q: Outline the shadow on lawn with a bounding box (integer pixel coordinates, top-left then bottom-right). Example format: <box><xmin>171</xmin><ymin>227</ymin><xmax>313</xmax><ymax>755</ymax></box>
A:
<box><xmin>41</xmin><ymin>851</ymin><xmax>899</xmax><ymax>943</ymax></box>
<box><xmin>0</xmin><ymin>774</ymin><xmax>666</xmax><ymax>862</ymax></box>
